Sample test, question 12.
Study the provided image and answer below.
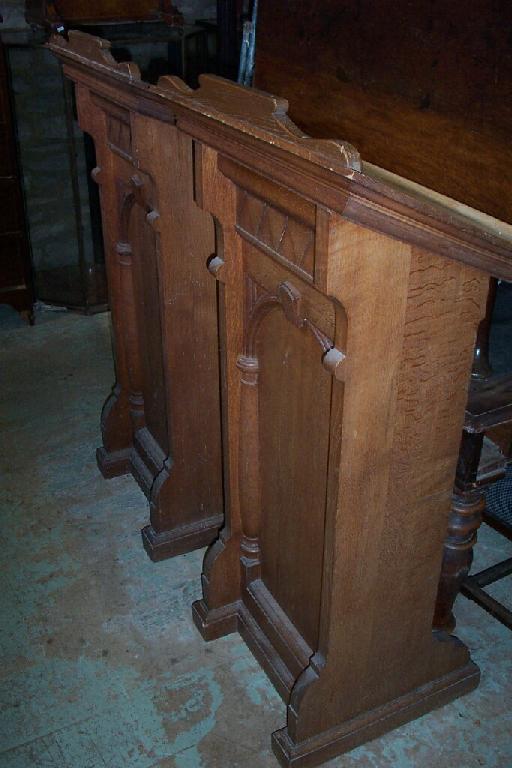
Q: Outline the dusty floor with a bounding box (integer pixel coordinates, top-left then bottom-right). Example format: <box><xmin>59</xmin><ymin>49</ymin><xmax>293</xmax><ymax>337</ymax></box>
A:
<box><xmin>0</xmin><ymin>310</ymin><xmax>511</xmax><ymax>768</ymax></box>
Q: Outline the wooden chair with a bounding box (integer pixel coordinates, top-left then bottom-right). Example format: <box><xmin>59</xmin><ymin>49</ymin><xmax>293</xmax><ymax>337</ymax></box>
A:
<box><xmin>434</xmin><ymin>372</ymin><xmax>512</xmax><ymax>631</ymax></box>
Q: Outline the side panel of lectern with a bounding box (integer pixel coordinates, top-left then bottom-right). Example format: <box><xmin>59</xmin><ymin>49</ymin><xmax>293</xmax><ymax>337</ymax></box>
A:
<box><xmin>228</xmin><ymin>165</ymin><xmax>346</xmax><ymax>688</ymax></box>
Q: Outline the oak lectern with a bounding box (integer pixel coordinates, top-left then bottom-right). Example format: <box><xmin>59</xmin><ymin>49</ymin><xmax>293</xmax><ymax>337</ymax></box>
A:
<box><xmin>50</xmin><ymin>31</ymin><xmax>512</xmax><ymax>768</ymax></box>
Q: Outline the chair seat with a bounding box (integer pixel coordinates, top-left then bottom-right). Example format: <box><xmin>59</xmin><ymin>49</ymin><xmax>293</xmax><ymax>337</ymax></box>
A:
<box><xmin>485</xmin><ymin>464</ymin><xmax>512</xmax><ymax>536</ymax></box>
<box><xmin>466</xmin><ymin>373</ymin><xmax>512</xmax><ymax>433</ymax></box>
<box><xmin>477</xmin><ymin>436</ymin><xmax>508</xmax><ymax>487</ymax></box>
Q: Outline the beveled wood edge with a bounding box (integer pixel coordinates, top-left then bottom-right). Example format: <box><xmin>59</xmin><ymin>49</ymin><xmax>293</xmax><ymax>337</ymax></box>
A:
<box><xmin>364</xmin><ymin>162</ymin><xmax>512</xmax><ymax>243</ymax></box>
<box><xmin>47</xmin><ymin>31</ymin><xmax>512</xmax><ymax>281</ymax></box>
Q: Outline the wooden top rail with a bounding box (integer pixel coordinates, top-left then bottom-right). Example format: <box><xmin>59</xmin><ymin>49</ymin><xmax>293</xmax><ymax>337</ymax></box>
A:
<box><xmin>48</xmin><ymin>30</ymin><xmax>512</xmax><ymax>281</ymax></box>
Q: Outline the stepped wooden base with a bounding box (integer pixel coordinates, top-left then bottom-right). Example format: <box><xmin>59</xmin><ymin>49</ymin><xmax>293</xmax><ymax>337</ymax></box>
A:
<box><xmin>96</xmin><ymin>445</ymin><xmax>131</xmax><ymax>478</ymax></box>
<box><xmin>193</xmin><ymin>595</ymin><xmax>480</xmax><ymax>767</ymax></box>
<box><xmin>129</xmin><ymin>426</ymin><xmax>165</xmax><ymax>497</ymax></box>
<box><xmin>192</xmin><ymin>598</ymin><xmax>239</xmax><ymax>640</ymax></box>
<box><xmin>96</xmin><ymin>427</ymin><xmax>164</xmax><ymax>489</ymax></box>
<box><xmin>271</xmin><ymin>661</ymin><xmax>480</xmax><ymax>768</ymax></box>
<box><xmin>142</xmin><ymin>516</ymin><xmax>223</xmax><ymax>561</ymax></box>
<box><xmin>193</xmin><ymin>598</ymin><xmax>295</xmax><ymax>699</ymax></box>
<box><xmin>98</xmin><ymin>427</ymin><xmax>223</xmax><ymax>562</ymax></box>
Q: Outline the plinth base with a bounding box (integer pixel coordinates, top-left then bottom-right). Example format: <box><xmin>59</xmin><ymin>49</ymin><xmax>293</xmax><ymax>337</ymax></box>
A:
<box><xmin>96</xmin><ymin>445</ymin><xmax>131</xmax><ymax>478</ymax></box>
<box><xmin>141</xmin><ymin>515</ymin><xmax>223</xmax><ymax>562</ymax></box>
<box><xmin>272</xmin><ymin>661</ymin><xmax>480</xmax><ymax>768</ymax></box>
<box><xmin>192</xmin><ymin>598</ymin><xmax>239</xmax><ymax>640</ymax></box>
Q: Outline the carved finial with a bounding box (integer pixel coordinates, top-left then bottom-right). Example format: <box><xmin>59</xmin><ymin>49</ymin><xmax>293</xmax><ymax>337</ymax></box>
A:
<box><xmin>91</xmin><ymin>166</ymin><xmax>102</xmax><ymax>184</ymax></box>
<box><xmin>322</xmin><ymin>347</ymin><xmax>346</xmax><ymax>381</ymax></box>
<box><xmin>207</xmin><ymin>254</ymin><xmax>226</xmax><ymax>281</ymax></box>
<box><xmin>146</xmin><ymin>210</ymin><xmax>160</xmax><ymax>228</ymax></box>
<box><xmin>125</xmin><ymin>175</ymin><xmax>160</xmax><ymax>229</ymax></box>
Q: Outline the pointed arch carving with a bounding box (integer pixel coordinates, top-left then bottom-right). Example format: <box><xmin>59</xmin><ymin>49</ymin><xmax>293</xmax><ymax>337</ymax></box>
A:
<box><xmin>241</xmin><ymin>275</ymin><xmax>346</xmax><ymax>380</ymax></box>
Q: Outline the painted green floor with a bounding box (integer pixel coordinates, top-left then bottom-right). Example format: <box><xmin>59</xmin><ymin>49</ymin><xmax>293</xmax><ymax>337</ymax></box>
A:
<box><xmin>0</xmin><ymin>310</ymin><xmax>511</xmax><ymax>768</ymax></box>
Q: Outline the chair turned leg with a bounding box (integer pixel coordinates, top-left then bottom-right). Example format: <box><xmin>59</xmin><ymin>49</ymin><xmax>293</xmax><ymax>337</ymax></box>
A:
<box><xmin>433</xmin><ymin>490</ymin><xmax>485</xmax><ymax>632</ymax></box>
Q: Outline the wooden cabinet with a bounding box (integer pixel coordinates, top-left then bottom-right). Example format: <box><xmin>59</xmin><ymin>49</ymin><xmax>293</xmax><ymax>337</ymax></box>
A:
<box><xmin>0</xmin><ymin>41</ymin><xmax>33</xmax><ymax>320</ymax></box>
<box><xmin>50</xmin><ymin>31</ymin><xmax>512</xmax><ymax>768</ymax></box>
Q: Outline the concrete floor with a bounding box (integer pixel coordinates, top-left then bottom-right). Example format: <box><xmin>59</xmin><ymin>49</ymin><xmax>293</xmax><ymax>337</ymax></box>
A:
<box><xmin>0</xmin><ymin>310</ymin><xmax>511</xmax><ymax>768</ymax></box>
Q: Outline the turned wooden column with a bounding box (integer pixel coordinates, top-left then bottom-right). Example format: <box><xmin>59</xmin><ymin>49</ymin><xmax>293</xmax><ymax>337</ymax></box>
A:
<box><xmin>115</xmin><ymin>237</ymin><xmax>145</xmax><ymax>434</ymax></box>
<box><xmin>88</xmin><ymin>160</ymin><xmax>135</xmax><ymax>479</ymax></box>
<box><xmin>433</xmin><ymin>489</ymin><xmax>485</xmax><ymax>632</ymax></box>
<box><xmin>237</xmin><ymin>353</ymin><xmax>262</xmax><ymax>577</ymax></box>
<box><xmin>434</xmin><ymin>371</ymin><xmax>511</xmax><ymax>632</ymax></box>
<box><xmin>434</xmin><ymin>275</ymin><xmax>498</xmax><ymax>633</ymax></box>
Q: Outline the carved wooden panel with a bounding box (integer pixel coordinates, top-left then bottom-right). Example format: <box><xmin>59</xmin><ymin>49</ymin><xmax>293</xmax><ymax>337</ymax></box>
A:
<box><xmin>191</xmin><ymin>135</ymin><xmax>491</xmax><ymax>766</ymax></box>
<box><xmin>258</xmin><ymin>308</ymin><xmax>331</xmax><ymax>650</ymax></box>
<box><xmin>108</xmin><ymin>112</ymin><xmax>132</xmax><ymax>159</ymax></box>
<box><xmin>218</xmin><ymin>233</ymin><xmax>348</xmax><ymax>693</ymax></box>
<box><xmin>238</xmin><ymin>190</ymin><xmax>315</xmax><ymax>280</ymax></box>
<box><xmin>100</xmin><ymin>99</ymin><xmax>134</xmax><ymax>161</ymax></box>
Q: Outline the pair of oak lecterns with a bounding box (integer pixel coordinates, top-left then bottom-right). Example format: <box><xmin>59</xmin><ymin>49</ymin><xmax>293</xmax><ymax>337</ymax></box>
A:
<box><xmin>49</xmin><ymin>30</ymin><xmax>512</xmax><ymax>768</ymax></box>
